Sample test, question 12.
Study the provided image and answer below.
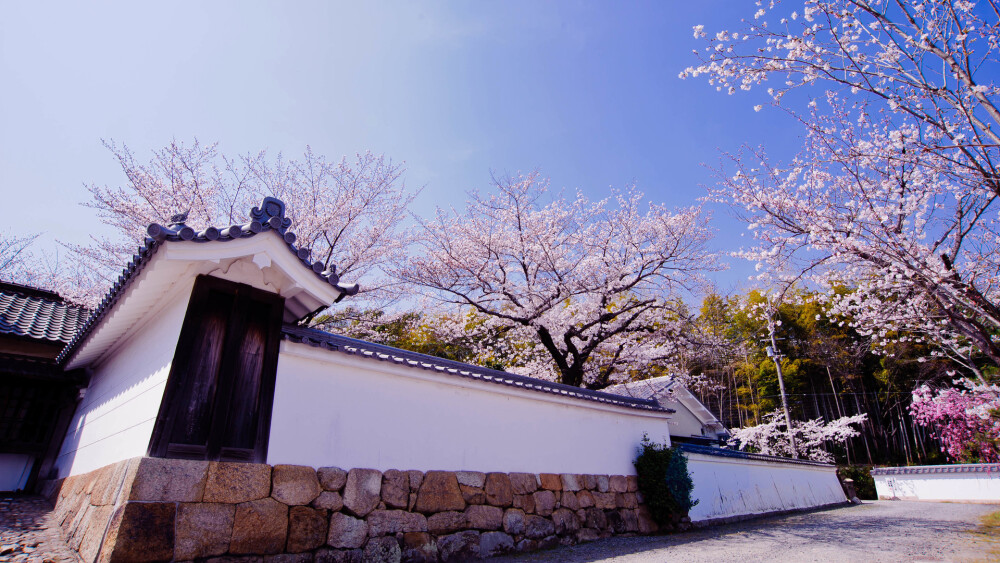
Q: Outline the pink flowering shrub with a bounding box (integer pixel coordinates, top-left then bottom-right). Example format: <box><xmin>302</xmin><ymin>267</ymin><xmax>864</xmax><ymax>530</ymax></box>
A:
<box><xmin>910</xmin><ymin>380</ymin><xmax>1000</xmax><ymax>463</ymax></box>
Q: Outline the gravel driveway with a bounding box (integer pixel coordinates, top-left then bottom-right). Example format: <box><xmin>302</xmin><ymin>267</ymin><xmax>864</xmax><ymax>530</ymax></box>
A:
<box><xmin>492</xmin><ymin>501</ymin><xmax>1000</xmax><ymax>563</ymax></box>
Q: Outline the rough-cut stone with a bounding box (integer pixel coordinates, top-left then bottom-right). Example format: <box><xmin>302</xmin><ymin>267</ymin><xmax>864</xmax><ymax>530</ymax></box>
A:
<box><xmin>415</xmin><ymin>471</ymin><xmax>465</xmax><ymax>514</ymax></box>
<box><xmin>509</xmin><ymin>473</ymin><xmax>538</xmax><ymax>495</ymax></box>
<box><xmin>532</xmin><ymin>490</ymin><xmax>556</xmax><ymax>516</ymax></box>
<box><xmin>459</xmin><ymin>485</ymin><xmax>485</xmax><ymax>505</ymax></box>
<box><xmin>626</xmin><ymin>475</ymin><xmax>638</xmax><ymax>492</ymax></box>
<box><xmin>622</xmin><ymin>509</ymin><xmax>640</xmax><ymax>532</ymax></box>
<box><xmin>408</xmin><ymin>492</ymin><xmax>418</xmax><ymax>512</ymax></box>
<box><xmin>175</xmin><ymin>502</ymin><xmax>235</xmax><ymax>560</ymax></box>
<box><xmin>316</xmin><ymin>547</ymin><xmax>362</xmax><ymax>563</ymax></box>
<box><xmin>406</xmin><ymin>471</ymin><xmax>424</xmax><ymax>491</ymax></box>
<box><xmin>362</xmin><ymin>536</ymin><xmax>401</xmax><ymax>563</ymax></box>
<box><xmin>577</xmin><ymin>528</ymin><xmax>600</xmax><ymax>542</ymax></box>
<box><xmin>266</xmin><ymin>554</ymin><xmax>313</xmax><ymax>563</ymax></box>
<box><xmin>636</xmin><ymin>506</ymin><xmax>658</xmax><ymax>534</ymax></box>
<box><xmin>464</xmin><ymin>505</ymin><xmax>502</xmax><ymax>530</ymax></box>
<box><xmin>552</xmin><ymin>508</ymin><xmax>581</xmax><ymax>535</ymax></box>
<box><xmin>516</xmin><ymin>538</ymin><xmax>538</xmax><ymax>552</ymax></box>
<box><xmin>318</xmin><ymin>467</ymin><xmax>348</xmax><ymax>492</ymax></box>
<box><xmin>538</xmin><ymin>474</ymin><xmax>562</xmax><ymax>491</ymax></box>
<box><xmin>102</xmin><ymin>502</ymin><xmax>175</xmax><ymax>563</ymax></box>
<box><xmin>583</xmin><ymin>474</ymin><xmax>598</xmax><ymax>490</ymax></box>
<box><xmin>367</xmin><ymin>510</ymin><xmax>427</xmax><ymax>536</ymax></box>
<box><xmin>583</xmin><ymin>508</ymin><xmax>607</xmax><ymax>531</ymax></box>
<box><xmin>538</xmin><ymin>535</ymin><xmax>560</xmax><ymax>549</ymax></box>
<box><xmin>130</xmin><ymin>457</ymin><xmax>208</xmax><ymax>502</ymax></box>
<box><xmin>609</xmin><ymin>475</ymin><xmax>628</xmax><ymax>493</ymax></box>
<box><xmin>596</xmin><ymin>475</ymin><xmax>610</xmax><ymax>493</ymax></box>
<box><xmin>561</xmin><ymin>491</ymin><xmax>580</xmax><ymax>511</ymax></box>
<box><xmin>402</xmin><ymin>532</ymin><xmax>437</xmax><ymax>563</ymax></box>
<box><xmin>606</xmin><ymin>510</ymin><xmax>625</xmax><ymax>533</ymax></box>
<box><xmin>560</xmin><ymin>474</ymin><xmax>582</xmax><ymax>492</ymax></box>
<box><xmin>426</xmin><ymin>511</ymin><xmax>468</xmax><ymax>535</ymax></box>
<box><xmin>231</xmin><ymin>498</ymin><xmax>288</xmax><ymax>555</ymax></box>
<box><xmin>619</xmin><ymin>492</ymin><xmax>638</xmax><ymax>509</ymax></box>
<box><xmin>380</xmin><ymin>470</ymin><xmax>409</xmax><ymax>510</ymax></box>
<box><xmin>312</xmin><ymin>491</ymin><xmax>344</xmax><ymax>511</ymax></box>
<box><xmin>327</xmin><ymin>513</ymin><xmax>368</xmax><ymax>549</ymax></box>
<box><xmin>204</xmin><ymin>462</ymin><xmax>272</xmax><ymax>504</ymax></box>
<box><xmin>592</xmin><ymin>492</ymin><xmax>617</xmax><ymax>510</ymax></box>
<box><xmin>479</xmin><ymin>531</ymin><xmax>514</xmax><ymax>557</ymax></box>
<box><xmin>483</xmin><ymin>473</ymin><xmax>513</xmax><ymax>507</ymax></box>
<box><xmin>455</xmin><ymin>471</ymin><xmax>486</xmax><ymax>488</ymax></box>
<box><xmin>437</xmin><ymin>531</ymin><xmax>480</xmax><ymax>562</ymax></box>
<box><xmin>512</xmin><ymin>493</ymin><xmax>535</xmax><ymax>514</ymax></box>
<box><xmin>523</xmin><ymin>515</ymin><xmax>555</xmax><ymax>539</ymax></box>
<box><xmin>576</xmin><ymin>490</ymin><xmax>595</xmax><ymax>508</ymax></box>
<box><xmin>342</xmin><ymin>469</ymin><xmax>382</xmax><ymax>517</ymax></box>
<box><xmin>287</xmin><ymin>506</ymin><xmax>328</xmax><ymax>553</ymax></box>
<box><xmin>272</xmin><ymin>465</ymin><xmax>322</xmax><ymax>506</ymax></box>
<box><xmin>502</xmin><ymin>509</ymin><xmax>525</xmax><ymax>535</ymax></box>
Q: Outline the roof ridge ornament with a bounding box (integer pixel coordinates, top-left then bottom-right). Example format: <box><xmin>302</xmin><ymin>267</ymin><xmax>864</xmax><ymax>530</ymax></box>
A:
<box><xmin>250</xmin><ymin>197</ymin><xmax>292</xmax><ymax>234</ymax></box>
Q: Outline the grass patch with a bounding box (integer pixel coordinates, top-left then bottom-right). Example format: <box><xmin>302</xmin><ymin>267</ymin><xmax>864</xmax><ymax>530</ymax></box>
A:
<box><xmin>976</xmin><ymin>511</ymin><xmax>1000</xmax><ymax>538</ymax></box>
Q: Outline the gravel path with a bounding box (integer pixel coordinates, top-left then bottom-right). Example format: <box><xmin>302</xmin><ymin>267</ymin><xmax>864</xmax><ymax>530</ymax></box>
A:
<box><xmin>493</xmin><ymin>501</ymin><xmax>1000</xmax><ymax>563</ymax></box>
<box><xmin>0</xmin><ymin>495</ymin><xmax>82</xmax><ymax>563</ymax></box>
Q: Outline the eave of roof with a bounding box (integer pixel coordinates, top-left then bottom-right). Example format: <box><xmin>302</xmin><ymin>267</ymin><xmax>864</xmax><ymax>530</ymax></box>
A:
<box><xmin>0</xmin><ymin>284</ymin><xmax>89</xmax><ymax>344</ymax></box>
<box><xmin>281</xmin><ymin>325</ymin><xmax>672</xmax><ymax>413</ymax></box>
<box><xmin>57</xmin><ymin>197</ymin><xmax>358</xmax><ymax>365</ymax></box>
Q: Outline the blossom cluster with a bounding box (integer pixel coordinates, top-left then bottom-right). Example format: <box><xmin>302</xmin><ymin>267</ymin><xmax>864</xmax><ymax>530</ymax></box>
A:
<box><xmin>910</xmin><ymin>378</ymin><xmax>1000</xmax><ymax>463</ymax></box>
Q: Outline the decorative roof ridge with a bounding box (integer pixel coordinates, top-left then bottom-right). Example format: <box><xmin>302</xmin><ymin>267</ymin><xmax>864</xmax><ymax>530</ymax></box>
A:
<box><xmin>0</xmin><ymin>280</ymin><xmax>72</xmax><ymax>304</ymax></box>
<box><xmin>57</xmin><ymin>197</ymin><xmax>358</xmax><ymax>365</ymax></box>
<box><xmin>281</xmin><ymin>324</ymin><xmax>673</xmax><ymax>414</ymax></box>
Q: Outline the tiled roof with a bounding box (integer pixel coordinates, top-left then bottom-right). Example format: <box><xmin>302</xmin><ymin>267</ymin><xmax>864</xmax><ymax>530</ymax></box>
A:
<box><xmin>282</xmin><ymin>325</ymin><xmax>671</xmax><ymax>413</ymax></box>
<box><xmin>56</xmin><ymin>197</ymin><xmax>358</xmax><ymax>364</ymax></box>
<box><xmin>0</xmin><ymin>282</ymin><xmax>88</xmax><ymax>344</ymax></box>
<box><xmin>603</xmin><ymin>375</ymin><xmax>680</xmax><ymax>401</ymax></box>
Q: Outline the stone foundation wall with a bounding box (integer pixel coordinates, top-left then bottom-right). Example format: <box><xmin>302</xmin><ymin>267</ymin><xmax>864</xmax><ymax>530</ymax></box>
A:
<box><xmin>42</xmin><ymin>457</ymin><xmax>657</xmax><ymax>562</ymax></box>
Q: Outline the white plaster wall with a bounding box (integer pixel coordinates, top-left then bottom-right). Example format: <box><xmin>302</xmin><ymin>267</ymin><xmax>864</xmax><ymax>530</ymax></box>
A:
<box><xmin>268</xmin><ymin>342</ymin><xmax>673</xmax><ymax>475</ymax></box>
<box><xmin>874</xmin><ymin>469</ymin><xmax>1000</xmax><ymax>502</ymax></box>
<box><xmin>0</xmin><ymin>454</ymin><xmax>33</xmax><ymax>491</ymax></box>
<box><xmin>54</xmin><ymin>281</ymin><xmax>193</xmax><ymax>478</ymax></box>
<box><xmin>686</xmin><ymin>453</ymin><xmax>847</xmax><ymax>522</ymax></box>
<box><xmin>665</xmin><ymin>400</ymin><xmax>708</xmax><ymax>439</ymax></box>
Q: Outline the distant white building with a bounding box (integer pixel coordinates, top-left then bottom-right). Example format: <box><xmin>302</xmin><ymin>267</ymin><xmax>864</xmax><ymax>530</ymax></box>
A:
<box><xmin>604</xmin><ymin>376</ymin><xmax>729</xmax><ymax>446</ymax></box>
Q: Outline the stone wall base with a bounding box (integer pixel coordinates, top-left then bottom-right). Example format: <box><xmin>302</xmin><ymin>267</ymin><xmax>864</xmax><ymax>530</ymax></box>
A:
<box><xmin>42</xmin><ymin>459</ymin><xmax>657</xmax><ymax>562</ymax></box>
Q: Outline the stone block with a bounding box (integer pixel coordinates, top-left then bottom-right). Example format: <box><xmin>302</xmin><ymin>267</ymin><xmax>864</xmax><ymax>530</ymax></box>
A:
<box><xmin>561</xmin><ymin>491</ymin><xmax>580</xmax><ymax>511</ymax></box>
<box><xmin>460</xmin><ymin>485</ymin><xmax>485</xmax><ymax>505</ymax></box>
<box><xmin>464</xmin><ymin>505</ymin><xmax>502</xmax><ymax>530</ymax></box>
<box><xmin>609</xmin><ymin>475</ymin><xmax>628</xmax><ymax>493</ymax></box>
<box><xmin>266</xmin><ymin>555</ymin><xmax>314</xmax><ymax>563</ymax></box>
<box><xmin>509</xmin><ymin>473</ymin><xmax>538</xmax><ymax>495</ymax></box>
<box><xmin>327</xmin><ymin>513</ymin><xmax>368</xmax><ymax>549</ymax></box>
<box><xmin>582</xmin><ymin>474</ymin><xmax>598</xmax><ymax>490</ymax></box>
<box><xmin>577</xmin><ymin>527</ymin><xmax>600</xmax><ymax>542</ymax></box>
<box><xmin>626</xmin><ymin>475</ymin><xmax>638</xmax><ymax>492</ymax></box>
<box><xmin>592</xmin><ymin>492</ymin><xmax>617</xmax><ymax>510</ymax></box>
<box><xmin>204</xmin><ymin>462</ymin><xmax>272</xmax><ymax>504</ymax></box>
<box><xmin>595</xmin><ymin>475</ymin><xmax>610</xmax><ymax>492</ymax></box>
<box><xmin>636</xmin><ymin>506</ymin><xmax>658</xmax><ymax>534</ymax></box>
<box><xmin>343</xmin><ymin>468</ymin><xmax>382</xmax><ymax>517</ymax></box>
<box><xmin>414</xmin><ymin>471</ymin><xmax>464</xmax><ymax>514</ymax></box>
<box><xmin>606</xmin><ymin>510</ymin><xmax>625</xmax><ymax>534</ymax></box>
<box><xmin>523</xmin><ymin>515</ymin><xmax>555</xmax><ymax>539</ymax></box>
<box><xmin>426</xmin><ymin>511</ymin><xmax>467</xmax><ymax>535</ymax></box>
<box><xmin>538</xmin><ymin>474</ymin><xmax>562</xmax><ymax>491</ymax></box>
<box><xmin>552</xmin><ymin>508</ymin><xmax>580</xmax><ymax>536</ymax></box>
<box><xmin>619</xmin><ymin>492</ymin><xmax>638</xmax><ymax>509</ymax></box>
<box><xmin>538</xmin><ymin>535</ymin><xmax>560</xmax><ymax>549</ymax></box>
<box><xmin>367</xmin><ymin>510</ymin><xmax>427</xmax><ymax>536</ymax></box>
<box><xmin>560</xmin><ymin>474</ymin><xmax>582</xmax><ymax>492</ymax></box>
<box><xmin>532</xmin><ymin>490</ymin><xmax>556</xmax><ymax>516</ymax></box>
<box><xmin>577</xmin><ymin>490</ymin><xmax>595</xmax><ymax>508</ymax></box>
<box><xmin>129</xmin><ymin>457</ymin><xmax>208</xmax><ymax>503</ymax></box>
<box><xmin>484</xmin><ymin>473</ymin><xmax>513</xmax><ymax>507</ymax></box>
<box><xmin>479</xmin><ymin>531</ymin><xmax>514</xmax><ymax>558</ymax></box>
<box><xmin>79</xmin><ymin>505</ymin><xmax>113</xmax><ymax>562</ymax></box>
<box><xmin>315</xmin><ymin>548</ymin><xmax>362</xmax><ymax>563</ymax></box>
<box><xmin>401</xmin><ymin>532</ymin><xmax>437</xmax><ymax>563</ymax></box>
<box><xmin>516</xmin><ymin>538</ymin><xmax>538</xmax><ymax>552</ymax></box>
<box><xmin>502</xmin><ymin>509</ymin><xmax>525</xmax><ymax>535</ymax></box>
<box><xmin>230</xmin><ymin>498</ymin><xmax>288</xmax><ymax>555</ymax></box>
<box><xmin>584</xmin><ymin>508</ymin><xmax>607</xmax><ymax>531</ymax></box>
<box><xmin>287</xmin><ymin>506</ymin><xmax>328</xmax><ymax>553</ymax></box>
<box><xmin>381</xmin><ymin>470</ymin><xmax>410</xmax><ymax>510</ymax></box>
<box><xmin>362</xmin><ymin>536</ymin><xmax>401</xmax><ymax>563</ymax></box>
<box><xmin>406</xmin><ymin>470</ymin><xmax>424</xmax><ymax>492</ymax></box>
<box><xmin>100</xmin><ymin>502</ymin><xmax>174</xmax><ymax>563</ymax></box>
<box><xmin>312</xmin><ymin>491</ymin><xmax>344</xmax><ymax>512</ymax></box>
<box><xmin>437</xmin><ymin>531</ymin><xmax>480</xmax><ymax>562</ymax></box>
<box><xmin>512</xmin><ymin>493</ymin><xmax>535</xmax><ymax>514</ymax></box>
<box><xmin>175</xmin><ymin>502</ymin><xmax>235</xmax><ymax>560</ymax></box>
<box><xmin>317</xmin><ymin>467</ymin><xmax>347</xmax><ymax>492</ymax></box>
<box><xmin>622</xmin><ymin>508</ymin><xmax>639</xmax><ymax>532</ymax></box>
<box><xmin>455</xmin><ymin>471</ymin><xmax>485</xmax><ymax>488</ymax></box>
<box><xmin>272</xmin><ymin>465</ymin><xmax>322</xmax><ymax>506</ymax></box>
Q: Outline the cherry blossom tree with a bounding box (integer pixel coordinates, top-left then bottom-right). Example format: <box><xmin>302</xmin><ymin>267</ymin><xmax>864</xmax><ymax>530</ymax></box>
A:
<box><xmin>684</xmin><ymin>1</ymin><xmax>1000</xmax><ymax>372</ymax></box>
<box><xmin>729</xmin><ymin>410</ymin><xmax>868</xmax><ymax>462</ymax></box>
<box><xmin>0</xmin><ymin>231</ymin><xmax>40</xmax><ymax>283</ymax></box>
<box><xmin>910</xmin><ymin>379</ymin><xmax>1000</xmax><ymax>462</ymax></box>
<box><xmin>60</xmin><ymin>139</ymin><xmax>413</xmax><ymax>308</ymax></box>
<box><xmin>395</xmin><ymin>172</ymin><xmax>718</xmax><ymax>388</ymax></box>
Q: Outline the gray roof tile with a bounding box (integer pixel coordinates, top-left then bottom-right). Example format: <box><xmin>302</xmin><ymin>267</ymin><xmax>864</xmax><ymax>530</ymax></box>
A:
<box><xmin>0</xmin><ymin>282</ymin><xmax>88</xmax><ymax>344</ymax></box>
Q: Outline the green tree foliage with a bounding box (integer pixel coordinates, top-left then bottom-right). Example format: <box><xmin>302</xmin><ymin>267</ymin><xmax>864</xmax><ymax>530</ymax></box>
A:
<box><xmin>633</xmin><ymin>436</ymin><xmax>697</xmax><ymax>528</ymax></box>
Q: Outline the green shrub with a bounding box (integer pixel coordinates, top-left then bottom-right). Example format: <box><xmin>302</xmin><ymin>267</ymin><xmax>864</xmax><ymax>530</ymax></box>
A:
<box><xmin>634</xmin><ymin>435</ymin><xmax>698</xmax><ymax>527</ymax></box>
<box><xmin>837</xmin><ymin>465</ymin><xmax>877</xmax><ymax>500</ymax></box>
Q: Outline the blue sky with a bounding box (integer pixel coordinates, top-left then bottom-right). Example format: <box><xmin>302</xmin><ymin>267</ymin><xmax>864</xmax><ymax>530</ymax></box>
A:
<box><xmin>1</xmin><ymin>1</ymin><xmax>805</xmax><ymax>295</ymax></box>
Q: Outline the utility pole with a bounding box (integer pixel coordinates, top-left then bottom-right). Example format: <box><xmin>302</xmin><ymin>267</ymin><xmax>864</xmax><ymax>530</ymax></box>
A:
<box><xmin>766</xmin><ymin>317</ymin><xmax>798</xmax><ymax>459</ymax></box>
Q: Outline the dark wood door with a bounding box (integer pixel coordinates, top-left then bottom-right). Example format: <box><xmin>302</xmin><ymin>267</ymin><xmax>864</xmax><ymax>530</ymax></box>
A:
<box><xmin>148</xmin><ymin>275</ymin><xmax>284</xmax><ymax>463</ymax></box>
